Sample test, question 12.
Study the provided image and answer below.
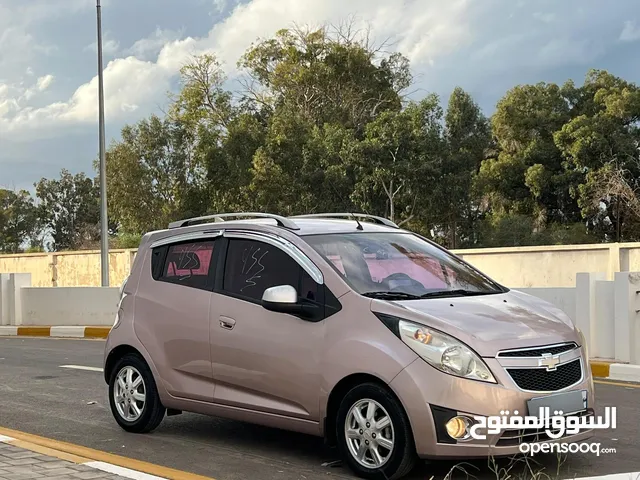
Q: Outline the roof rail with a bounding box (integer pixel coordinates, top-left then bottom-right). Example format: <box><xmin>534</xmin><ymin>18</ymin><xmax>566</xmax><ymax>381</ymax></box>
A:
<box><xmin>290</xmin><ymin>213</ymin><xmax>399</xmax><ymax>228</ymax></box>
<box><xmin>168</xmin><ymin>212</ymin><xmax>300</xmax><ymax>230</ymax></box>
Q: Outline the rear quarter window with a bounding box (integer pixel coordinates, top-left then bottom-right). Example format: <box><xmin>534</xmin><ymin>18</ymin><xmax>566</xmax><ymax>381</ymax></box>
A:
<box><xmin>153</xmin><ymin>239</ymin><xmax>217</xmax><ymax>290</ymax></box>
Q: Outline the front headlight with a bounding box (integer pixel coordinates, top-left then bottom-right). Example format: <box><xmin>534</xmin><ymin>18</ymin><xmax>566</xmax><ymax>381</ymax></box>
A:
<box><xmin>376</xmin><ymin>313</ymin><xmax>496</xmax><ymax>383</ymax></box>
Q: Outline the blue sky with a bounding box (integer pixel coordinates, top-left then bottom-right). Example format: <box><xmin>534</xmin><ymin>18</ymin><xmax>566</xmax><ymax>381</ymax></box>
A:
<box><xmin>1</xmin><ymin>0</ymin><xmax>639</xmax><ymax>192</ymax></box>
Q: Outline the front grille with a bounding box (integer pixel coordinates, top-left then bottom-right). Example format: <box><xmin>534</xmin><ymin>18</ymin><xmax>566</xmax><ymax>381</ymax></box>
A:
<box><xmin>506</xmin><ymin>358</ymin><xmax>582</xmax><ymax>391</ymax></box>
<box><xmin>496</xmin><ymin>409</ymin><xmax>593</xmax><ymax>447</ymax></box>
<box><xmin>498</xmin><ymin>342</ymin><xmax>578</xmax><ymax>358</ymax></box>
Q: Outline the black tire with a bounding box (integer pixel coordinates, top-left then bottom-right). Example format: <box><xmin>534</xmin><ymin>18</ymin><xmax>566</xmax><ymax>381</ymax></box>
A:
<box><xmin>336</xmin><ymin>383</ymin><xmax>417</xmax><ymax>480</ymax></box>
<box><xmin>108</xmin><ymin>353</ymin><xmax>165</xmax><ymax>433</ymax></box>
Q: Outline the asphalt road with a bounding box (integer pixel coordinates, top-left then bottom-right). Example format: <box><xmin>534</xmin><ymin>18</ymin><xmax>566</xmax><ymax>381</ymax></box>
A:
<box><xmin>0</xmin><ymin>337</ymin><xmax>639</xmax><ymax>480</ymax></box>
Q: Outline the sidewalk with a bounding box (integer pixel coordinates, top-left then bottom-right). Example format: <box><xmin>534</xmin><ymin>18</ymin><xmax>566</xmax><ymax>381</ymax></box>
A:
<box><xmin>0</xmin><ymin>434</ymin><xmax>208</xmax><ymax>480</ymax></box>
<box><xmin>0</xmin><ymin>441</ymin><xmax>130</xmax><ymax>479</ymax></box>
<box><xmin>0</xmin><ymin>429</ymin><xmax>212</xmax><ymax>480</ymax></box>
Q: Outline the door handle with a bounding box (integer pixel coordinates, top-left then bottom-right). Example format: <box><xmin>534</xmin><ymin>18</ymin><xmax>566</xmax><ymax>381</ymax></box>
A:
<box><xmin>219</xmin><ymin>316</ymin><xmax>236</xmax><ymax>330</ymax></box>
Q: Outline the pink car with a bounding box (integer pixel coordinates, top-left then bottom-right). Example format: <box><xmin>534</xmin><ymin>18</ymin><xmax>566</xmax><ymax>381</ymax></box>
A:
<box><xmin>104</xmin><ymin>213</ymin><xmax>594</xmax><ymax>480</ymax></box>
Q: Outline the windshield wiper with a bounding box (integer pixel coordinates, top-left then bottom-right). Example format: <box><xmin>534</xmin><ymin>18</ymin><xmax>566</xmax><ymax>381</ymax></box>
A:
<box><xmin>361</xmin><ymin>291</ymin><xmax>422</xmax><ymax>300</ymax></box>
<box><xmin>419</xmin><ymin>289</ymin><xmax>486</xmax><ymax>298</ymax></box>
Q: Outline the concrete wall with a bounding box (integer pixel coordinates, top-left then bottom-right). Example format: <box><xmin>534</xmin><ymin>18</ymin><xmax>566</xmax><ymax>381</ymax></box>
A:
<box><xmin>2</xmin><ymin>270</ymin><xmax>640</xmax><ymax>365</ymax></box>
<box><xmin>21</xmin><ymin>286</ymin><xmax>120</xmax><ymax>326</ymax></box>
<box><xmin>516</xmin><ymin>287</ymin><xmax>577</xmax><ymax>323</ymax></box>
<box><xmin>0</xmin><ymin>250</ymin><xmax>136</xmax><ymax>287</ymax></box>
<box><xmin>1</xmin><ymin>242</ymin><xmax>639</xmax><ymax>288</ymax></box>
<box><xmin>453</xmin><ymin>243</ymin><xmax>632</xmax><ymax>287</ymax></box>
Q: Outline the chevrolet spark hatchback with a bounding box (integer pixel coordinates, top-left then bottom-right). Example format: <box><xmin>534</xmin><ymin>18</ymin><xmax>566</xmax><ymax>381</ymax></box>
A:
<box><xmin>104</xmin><ymin>212</ymin><xmax>594</xmax><ymax>480</ymax></box>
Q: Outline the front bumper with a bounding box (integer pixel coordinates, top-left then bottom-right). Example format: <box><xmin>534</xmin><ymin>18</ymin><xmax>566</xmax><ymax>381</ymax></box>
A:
<box><xmin>389</xmin><ymin>353</ymin><xmax>596</xmax><ymax>459</ymax></box>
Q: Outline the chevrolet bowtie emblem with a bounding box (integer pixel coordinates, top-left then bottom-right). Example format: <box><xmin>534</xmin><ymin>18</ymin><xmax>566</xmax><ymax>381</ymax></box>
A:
<box><xmin>539</xmin><ymin>353</ymin><xmax>561</xmax><ymax>371</ymax></box>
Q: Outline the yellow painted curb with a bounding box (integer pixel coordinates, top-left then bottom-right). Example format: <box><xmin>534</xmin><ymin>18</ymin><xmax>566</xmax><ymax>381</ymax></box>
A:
<box><xmin>590</xmin><ymin>360</ymin><xmax>613</xmax><ymax>378</ymax></box>
<box><xmin>84</xmin><ymin>326</ymin><xmax>111</xmax><ymax>339</ymax></box>
<box><xmin>0</xmin><ymin>426</ymin><xmax>214</xmax><ymax>480</ymax></box>
<box><xmin>16</xmin><ymin>326</ymin><xmax>51</xmax><ymax>336</ymax></box>
<box><xmin>5</xmin><ymin>326</ymin><xmax>111</xmax><ymax>339</ymax></box>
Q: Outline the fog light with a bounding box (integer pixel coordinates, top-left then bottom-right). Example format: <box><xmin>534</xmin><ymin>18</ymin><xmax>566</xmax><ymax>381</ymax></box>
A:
<box><xmin>445</xmin><ymin>416</ymin><xmax>470</xmax><ymax>439</ymax></box>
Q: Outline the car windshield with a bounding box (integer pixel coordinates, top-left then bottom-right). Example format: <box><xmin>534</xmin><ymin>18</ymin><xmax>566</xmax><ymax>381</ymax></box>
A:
<box><xmin>304</xmin><ymin>232</ymin><xmax>505</xmax><ymax>298</ymax></box>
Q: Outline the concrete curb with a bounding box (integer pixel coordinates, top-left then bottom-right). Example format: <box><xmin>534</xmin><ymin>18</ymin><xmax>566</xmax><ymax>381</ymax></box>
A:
<box><xmin>0</xmin><ymin>325</ymin><xmax>111</xmax><ymax>339</ymax></box>
<box><xmin>590</xmin><ymin>360</ymin><xmax>640</xmax><ymax>382</ymax></box>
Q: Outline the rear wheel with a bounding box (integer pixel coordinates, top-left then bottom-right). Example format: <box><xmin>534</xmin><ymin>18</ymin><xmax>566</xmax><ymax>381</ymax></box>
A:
<box><xmin>108</xmin><ymin>353</ymin><xmax>165</xmax><ymax>433</ymax></box>
<box><xmin>336</xmin><ymin>383</ymin><xmax>417</xmax><ymax>480</ymax></box>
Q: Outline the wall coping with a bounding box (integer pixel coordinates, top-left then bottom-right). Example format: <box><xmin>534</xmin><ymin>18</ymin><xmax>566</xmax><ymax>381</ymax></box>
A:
<box><xmin>450</xmin><ymin>242</ymin><xmax>640</xmax><ymax>255</ymax></box>
<box><xmin>0</xmin><ymin>248</ymin><xmax>137</xmax><ymax>259</ymax></box>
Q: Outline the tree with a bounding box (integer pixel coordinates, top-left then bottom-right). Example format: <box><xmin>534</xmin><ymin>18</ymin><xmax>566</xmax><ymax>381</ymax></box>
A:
<box><xmin>238</xmin><ymin>24</ymin><xmax>412</xmax><ymax>135</ymax></box>
<box><xmin>0</xmin><ymin>189</ymin><xmax>41</xmax><ymax>253</ymax></box>
<box><xmin>434</xmin><ymin>87</ymin><xmax>491</xmax><ymax>248</ymax></box>
<box><xmin>34</xmin><ymin>170</ymin><xmax>100</xmax><ymax>251</ymax></box>
<box><xmin>554</xmin><ymin>70</ymin><xmax>640</xmax><ymax>241</ymax></box>
<box><xmin>168</xmin><ymin>53</ymin><xmax>258</xmax><ymax>214</ymax></box>
<box><xmin>351</xmin><ymin>95</ymin><xmax>444</xmax><ymax>226</ymax></box>
<box><xmin>169</xmin><ymin>53</ymin><xmax>233</xmax><ymax>132</ymax></box>
<box><xmin>104</xmin><ymin>115</ymin><xmax>206</xmax><ymax>234</ymax></box>
<box><xmin>238</xmin><ymin>23</ymin><xmax>415</xmax><ymax>216</ymax></box>
<box><xmin>475</xmin><ymin>82</ymin><xmax>577</xmax><ymax>228</ymax></box>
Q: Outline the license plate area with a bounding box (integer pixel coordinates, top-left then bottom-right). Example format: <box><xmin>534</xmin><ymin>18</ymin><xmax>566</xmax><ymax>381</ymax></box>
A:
<box><xmin>527</xmin><ymin>389</ymin><xmax>588</xmax><ymax>417</ymax></box>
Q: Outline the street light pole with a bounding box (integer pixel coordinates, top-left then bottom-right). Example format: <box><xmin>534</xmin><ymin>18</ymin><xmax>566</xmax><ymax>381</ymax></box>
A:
<box><xmin>96</xmin><ymin>0</ymin><xmax>109</xmax><ymax>286</ymax></box>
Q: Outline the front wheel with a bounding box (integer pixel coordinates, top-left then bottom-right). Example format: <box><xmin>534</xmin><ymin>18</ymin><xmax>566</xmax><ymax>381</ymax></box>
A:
<box><xmin>336</xmin><ymin>383</ymin><xmax>417</xmax><ymax>480</ymax></box>
<box><xmin>108</xmin><ymin>353</ymin><xmax>165</xmax><ymax>433</ymax></box>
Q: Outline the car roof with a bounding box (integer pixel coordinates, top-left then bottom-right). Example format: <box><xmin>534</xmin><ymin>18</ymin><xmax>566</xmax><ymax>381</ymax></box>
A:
<box><xmin>140</xmin><ymin>217</ymin><xmax>407</xmax><ymax>247</ymax></box>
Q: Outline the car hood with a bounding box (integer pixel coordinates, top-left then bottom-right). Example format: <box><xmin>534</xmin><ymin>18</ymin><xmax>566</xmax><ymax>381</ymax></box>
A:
<box><xmin>386</xmin><ymin>289</ymin><xmax>579</xmax><ymax>357</ymax></box>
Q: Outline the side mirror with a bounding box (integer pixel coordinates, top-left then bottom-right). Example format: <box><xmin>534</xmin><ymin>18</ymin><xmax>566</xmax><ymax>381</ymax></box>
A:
<box><xmin>262</xmin><ymin>285</ymin><xmax>298</xmax><ymax>304</ymax></box>
<box><xmin>261</xmin><ymin>285</ymin><xmax>305</xmax><ymax>316</ymax></box>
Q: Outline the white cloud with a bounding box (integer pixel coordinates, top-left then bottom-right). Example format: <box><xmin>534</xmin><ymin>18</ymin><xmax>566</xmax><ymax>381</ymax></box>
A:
<box><xmin>36</xmin><ymin>75</ymin><xmax>54</xmax><ymax>91</ymax></box>
<box><xmin>22</xmin><ymin>75</ymin><xmax>55</xmax><ymax>100</ymax></box>
<box><xmin>85</xmin><ymin>35</ymin><xmax>121</xmax><ymax>56</ymax></box>
<box><xmin>125</xmin><ymin>27</ymin><xmax>184</xmax><ymax>59</ymax></box>
<box><xmin>0</xmin><ymin>74</ymin><xmax>55</xmax><ymax>113</ymax></box>
<box><xmin>213</xmin><ymin>0</ymin><xmax>228</xmax><ymax>14</ymax></box>
<box><xmin>0</xmin><ymin>0</ymin><xmax>638</xmax><ymax>142</ymax></box>
<box><xmin>619</xmin><ymin>20</ymin><xmax>640</xmax><ymax>42</ymax></box>
<box><xmin>1</xmin><ymin>0</ymin><xmax>475</xmax><ymax>137</ymax></box>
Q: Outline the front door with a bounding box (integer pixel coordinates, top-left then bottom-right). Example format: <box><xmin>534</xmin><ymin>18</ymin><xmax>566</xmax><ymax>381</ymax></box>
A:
<box><xmin>209</xmin><ymin>234</ymin><xmax>325</xmax><ymax>421</ymax></box>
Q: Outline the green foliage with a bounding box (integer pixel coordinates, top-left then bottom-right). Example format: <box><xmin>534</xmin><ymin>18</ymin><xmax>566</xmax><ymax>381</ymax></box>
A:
<box><xmin>112</xmin><ymin>232</ymin><xmax>142</xmax><ymax>249</ymax></box>
<box><xmin>238</xmin><ymin>25</ymin><xmax>411</xmax><ymax>134</ymax></box>
<box><xmin>34</xmin><ymin>169</ymin><xmax>100</xmax><ymax>251</ymax></box>
<box><xmin>351</xmin><ymin>95</ymin><xmax>444</xmax><ymax>226</ymax></box>
<box><xmin>101</xmin><ymin>114</ymin><xmax>205</xmax><ymax>234</ymax></box>
<box><xmin>0</xmin><ymin>189</ymin><xmax>41</xmax><ymax>253</ymax></box>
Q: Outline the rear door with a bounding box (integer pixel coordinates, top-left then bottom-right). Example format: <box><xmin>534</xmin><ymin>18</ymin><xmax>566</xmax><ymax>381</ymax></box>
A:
<box><xmin>134</xmin><ymin>233</ymin><xmax>221</xmax><ymax>402</ymax></box>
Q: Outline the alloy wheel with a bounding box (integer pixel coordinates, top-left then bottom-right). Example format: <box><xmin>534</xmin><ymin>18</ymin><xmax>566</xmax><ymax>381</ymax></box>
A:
<box><xmin>344</xmin><ymin>398</ymin><xmax>395</xmax><ymax>468</ymax></box>
<box><xmin>113</xmin><ymin>365</ymin><xmax>146</xmax><ymax>422</ymax></box>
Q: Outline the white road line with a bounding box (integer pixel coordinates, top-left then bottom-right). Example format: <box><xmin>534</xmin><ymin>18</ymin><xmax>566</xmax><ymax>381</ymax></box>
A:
<box><xmin>0</xmin><ymin>435</ymin><xmax>14</xmax><ymax>443</ymax></box>
<box><xmin>83</xmin><ymin>461</ymin><xmax>168</xmax><ymax>480</ymax></box>
<box><xmin>59</xmin><ymin>365</ymin><xmax>104</xmax><ymax>372</ymax></box>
